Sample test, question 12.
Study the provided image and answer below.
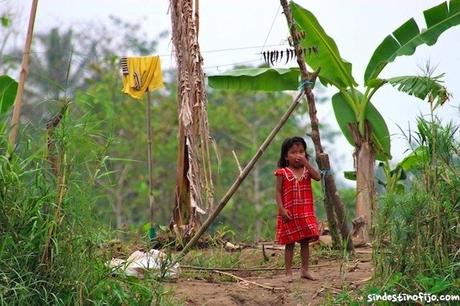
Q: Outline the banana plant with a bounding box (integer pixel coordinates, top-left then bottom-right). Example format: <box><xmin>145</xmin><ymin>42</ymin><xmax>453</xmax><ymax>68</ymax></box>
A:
<box><xmin>346</xmin><ymin>160</ymin><xmax>410</xmax><ymax>195</ymax></box>
<box><xmin>294</xmin><ymin>0</ymin><xmax>457</xmax><ymax>242</ymax></box>
<box><xmin>209</xmin><ymin>1</ymin><xmax>457</xmax><ymax>243</ymax></box>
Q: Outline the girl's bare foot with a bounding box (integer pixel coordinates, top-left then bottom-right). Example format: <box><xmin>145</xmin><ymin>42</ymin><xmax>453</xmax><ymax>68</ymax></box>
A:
<box><xmin>284</xmin><ymin>272</ymin><xmax>293</xmax><ymax>283</ymax></box>
<box><xmin>300</xmin><ymin>268</ymin><xmax>317</xmax><ymax>280</ymax></box>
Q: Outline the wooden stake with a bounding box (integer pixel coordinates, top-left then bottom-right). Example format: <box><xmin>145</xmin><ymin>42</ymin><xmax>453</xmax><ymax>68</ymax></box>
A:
<box><xmin>9</xmin><ymin>0</ymin><xmax>39</xmax><ymax>147</ymax></box>
<box><xmin>174</xmin><ymin>91</ymin><xmax>305</xmax><ymax>261</ymax></box>
<box><xmin>146</xmin><ymin>91</ymin><xmax>155</xmax><ymax>231</ymax></box>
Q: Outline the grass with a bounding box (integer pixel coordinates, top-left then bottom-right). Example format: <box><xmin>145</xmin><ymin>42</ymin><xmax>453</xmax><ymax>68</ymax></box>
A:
<box><xmin>323</xmin><ymin>116</ymin><xmax>460</xmax><ymax>305</ymax></box>
<box><xmin>2</xmin><ymin>102</ymin><xmax>458</xmax><ymax>305</ymax></box>
<box><xmin>0</xmin><ymin>109</ymin><xmax>177</xmax><ymax>305</ymax></box>
<box><xmin>372</xmin><ymin>117</ymin><xmax>460</xmax><ymax>297</ymax></box>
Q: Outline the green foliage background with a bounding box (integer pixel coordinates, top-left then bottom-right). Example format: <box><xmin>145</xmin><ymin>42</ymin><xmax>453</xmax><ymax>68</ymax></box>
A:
<box><xmin>3</xmin><ymin>8</ymin><xmax>458</xmax><ymax>305</ymax></box>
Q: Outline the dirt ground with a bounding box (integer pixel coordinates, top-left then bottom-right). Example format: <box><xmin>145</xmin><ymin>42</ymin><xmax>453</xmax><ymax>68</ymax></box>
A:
<box><xmin>166</xmin><ymin>243</ymin><xmax>373</xmax><ymax>305</ymax></box>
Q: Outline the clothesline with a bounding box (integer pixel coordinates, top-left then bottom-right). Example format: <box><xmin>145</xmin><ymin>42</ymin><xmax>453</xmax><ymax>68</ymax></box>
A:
<box><xmin>5</xmin><ymin>43</ymin><xmax>290</xmax><ymax>59</ymax></box>
<box><xmin>5</xmin><ymin>55</ymin><xmax>280</xmax><ymax>76</ymax></box>
<box><xmin>3</xmin><ymin>44</ymin><xmax>296</xmax><ymax>81</ymax></box>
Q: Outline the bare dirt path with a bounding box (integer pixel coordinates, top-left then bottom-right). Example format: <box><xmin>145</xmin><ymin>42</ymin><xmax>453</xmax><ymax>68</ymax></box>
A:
<box><xmin>166</xmin><ymin>245</ymin><xmax>372</xmax><ymax>305</ymax></box>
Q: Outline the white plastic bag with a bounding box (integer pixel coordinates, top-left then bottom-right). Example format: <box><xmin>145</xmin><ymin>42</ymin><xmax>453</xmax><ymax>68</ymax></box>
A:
<box><xmin>108</xmin><ymin>249</ymin><xmax>180</xmax><ymax>279</ymax></box>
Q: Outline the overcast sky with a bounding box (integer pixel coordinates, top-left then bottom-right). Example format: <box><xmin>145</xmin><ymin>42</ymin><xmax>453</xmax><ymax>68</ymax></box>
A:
<box><xmin>6</xmin><ymin>0</ymin><xmax>460</xmax><ymax>178</ymax></box>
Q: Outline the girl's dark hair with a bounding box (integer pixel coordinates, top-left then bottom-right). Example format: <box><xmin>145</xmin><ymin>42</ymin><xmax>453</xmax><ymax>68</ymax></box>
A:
<box><xmin>277</xmin><ymin>136</ymin><xmax>310</xmax><ymax>168</ymax></box>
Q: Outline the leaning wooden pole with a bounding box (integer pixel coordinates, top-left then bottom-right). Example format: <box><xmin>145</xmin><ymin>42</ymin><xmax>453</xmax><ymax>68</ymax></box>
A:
<box><xmin>176</xmin><ymin>91</ymin><xmax>305</xmax><ymax>260</ymax></box>
<box><xmin>9</xmin><ymin>0</ymin><xmax>39</xmax><ymax>147</ymax></box>
<box><xmin>146</xmin><ymin>91</ymin><xmax>156</xmax><ymax>240</ymax></box>
<box><xmin>280</xmin><ymin>0</ymin><xmax>353</xmax><ymax>251</ymax></box>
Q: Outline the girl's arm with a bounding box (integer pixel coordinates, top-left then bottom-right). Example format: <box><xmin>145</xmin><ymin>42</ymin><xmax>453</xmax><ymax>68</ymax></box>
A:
<box><xmin>305</xmin><ymin>161</ymin><xmax>321</xmax><ymax>181</ymax></box>
<box><xmin>276</xmin><ymin>175</ymin><xmax>291</xmax><ymax>220</ymax></box>
<box><xmin>299</xmin><ymin>156</ymin><xmax>321</xmax><ymax>181</ymax></box>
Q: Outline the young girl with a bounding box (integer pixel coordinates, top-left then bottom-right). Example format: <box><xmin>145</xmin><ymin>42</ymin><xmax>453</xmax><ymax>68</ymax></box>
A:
<box><xmin>274</xmin><ymin>136</ymin><xmax>321</xmax><ymax>282</ymax></box>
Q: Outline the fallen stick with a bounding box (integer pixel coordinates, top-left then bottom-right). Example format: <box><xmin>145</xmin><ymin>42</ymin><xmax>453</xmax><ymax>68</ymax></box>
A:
<box><xmin>355</xmin><ymin>249</ymin><xmax>372</xmax><ymax>254</ymax></box>
<box><xmin>354</xmin><ymin>276</ymin><xmax>372</xmax><ymax>284</ymax></box>
<box><xmin>312</xmin><ymin>286</ymin><xmax>326</xmax><ymax>299</ymax></box>
<box><xmin>182</xmin><ymin>263</ymin><xmax>330</xmax><ymax>272</ymax></box>
<box><xmin>212</xmin><ymin>270</ymin><xmax>285</xmax><ymax>291</ymax></box>
<box><xmin>253</xmin><ymin>245</ymin><xmax>285</xmax><ymax>251</ymax></box>
<box><xmin>312</xmin><ymin>285</ymin><xmax>341</xmax><ymax>297</ymax></box>
<box><xmin>323</xmin><ymin>285</ymin><xmax>342</xmax><ymax>294</ymax></box>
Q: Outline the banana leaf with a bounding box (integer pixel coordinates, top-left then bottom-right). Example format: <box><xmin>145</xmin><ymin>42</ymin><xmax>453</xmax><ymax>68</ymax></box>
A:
<box><xmin>207</xmin><ymin>67</ymin><xmax>300</xmax><ymax>91</ymax></box>
<box><xmin>365</xmin><ymin>0</ymin><xmax>460</xmax><ymax>83</ymax></box>
<box><xmin>399</xmin><ymin>146</ymin><xmax>429</xmax><ymax>171</ymax></box>
<box><xmin>290</xmin><ymin>1</ymin><xmax>357</xmax><ymax>88</ymax></box>
<box><xmin>332</xmin><ymin>90</ymin><xmax>391</xmax><ymax>161</ymax></box>
<box><xmin>386</xmin><ymin>74</ymin><xmax>450</xmax><ymax>108</ymax></box>
<box><xmin>0</xmin><ymin>75</ymin><xmax>18</xmax><ymax>114</ymax></box>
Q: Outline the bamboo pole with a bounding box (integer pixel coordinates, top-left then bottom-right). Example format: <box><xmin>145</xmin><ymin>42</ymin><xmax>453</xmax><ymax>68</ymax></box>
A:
<box><xmin>9</xmin><ymin>0</ymin><xmax>39</xmax><ymax>147</ymax></box>
<box><xmin>175</xmin><ymin>91</ymin><xmax>305</xmax><ymax>261</ymax></box>
<box><xmin>146</xmin><ymin>91</ymin><xmax>156</xmax><ymax>238</ymax></box>
<box><xmin>280</xmin><ymin>0</ymin><xmax>353</xmax><ymax>251</ymax></box>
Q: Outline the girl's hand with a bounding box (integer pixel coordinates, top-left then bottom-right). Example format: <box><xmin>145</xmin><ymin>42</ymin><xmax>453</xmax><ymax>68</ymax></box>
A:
<box><xmin>296</xmin><ymin>155</ymin><xmax>309</xmax><ymax>167</ymax></box>
<box><xmin>301</xmin><ymin>156</ymin><xmax>321</xmax><ymax>181</ymax></box>
<box><xmin>280</xmin><ymin>208</ymin><xmax>292</xmax><ymax>222</ymax></box>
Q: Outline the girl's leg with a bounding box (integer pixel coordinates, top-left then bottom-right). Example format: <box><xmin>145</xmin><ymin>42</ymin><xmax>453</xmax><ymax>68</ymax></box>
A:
<box><xmin>300</xmin><ymin>239</ymin><xmax>317</xmax><ymax>280</ymax></box>
<box><xmin>284</xmin><ymin>243</ymin><xmax>295</xmax><ymax>282</ymax></box>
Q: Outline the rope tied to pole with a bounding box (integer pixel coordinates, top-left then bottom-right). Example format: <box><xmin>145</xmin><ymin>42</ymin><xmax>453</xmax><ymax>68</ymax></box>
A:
<box><xmin>320</xmin><ymin>168</ymin><xmax>333</xmax><ymax>205</ymax></box>
<box><xmin>297</xmin><ymin>79</ymin><xmax>315</xmax><ymax>90</ymax></box>
<box><xmin>320</xmin><ymin>169</ymin><xmax>333</xmax><ymax>177</ymax></box>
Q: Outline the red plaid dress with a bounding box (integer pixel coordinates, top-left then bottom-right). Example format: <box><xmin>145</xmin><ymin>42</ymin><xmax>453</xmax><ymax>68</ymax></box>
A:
<box><xmin>275</xmin><ymin>167</ymin><xmax>319</xmax><ymax>244</ymax></box>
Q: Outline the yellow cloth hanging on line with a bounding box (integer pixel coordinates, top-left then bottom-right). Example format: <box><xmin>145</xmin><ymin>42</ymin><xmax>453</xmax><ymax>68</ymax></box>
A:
<box><xmin>121</xmin><ymin>56</ymin><xmax>164</xmax><ymax>100</ymax></box>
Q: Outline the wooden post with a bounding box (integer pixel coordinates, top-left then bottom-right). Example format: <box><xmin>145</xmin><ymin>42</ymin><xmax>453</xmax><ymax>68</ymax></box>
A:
<box><xmin>146</xmin><ymin>91</ymin><xmax>156</xmax><ymax>238</ymax></box>
<box><xmin>9</xmin><ymin>0</ymin><xmax>39</xmax><ymax>147</ymax></box>
<box><xmin>175</xmin><ymin>91</ymin><xmax>305</xmax><ymax>260</ymax></box>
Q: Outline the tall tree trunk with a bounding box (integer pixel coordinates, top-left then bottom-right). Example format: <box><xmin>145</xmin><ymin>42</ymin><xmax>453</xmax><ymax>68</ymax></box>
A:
<box><xmin>280</xmin><ymin>0</ymin><xmax>353</xmax><ymax>251</ymax></box>
<box><xmin>350</xmin><ymin>122</ymin><xmax>375</xmax><ymax>243</ymax></box>
<box><xmin>170</xmin><ymin>0</ymin><xmax>213</xmax><ymax>241</ymax></box>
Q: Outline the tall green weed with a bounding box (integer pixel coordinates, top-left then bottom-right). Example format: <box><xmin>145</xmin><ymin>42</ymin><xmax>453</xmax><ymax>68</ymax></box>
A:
<box><xmin>372</xmin><ymin>116</ymin><xmax>460</xmax><ymax>298</ymax></box>
<box><xmin>0</xmin><ymin>106</ymin><xmax>174</xmax><ymax>305</ymax></box>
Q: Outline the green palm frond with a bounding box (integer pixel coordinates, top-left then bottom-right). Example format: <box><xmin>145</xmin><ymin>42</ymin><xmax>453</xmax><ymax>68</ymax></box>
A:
<box><xmin>386</xmin><ymin>74</ymin><xmax>451</xmax><ymax>109</ymax></box>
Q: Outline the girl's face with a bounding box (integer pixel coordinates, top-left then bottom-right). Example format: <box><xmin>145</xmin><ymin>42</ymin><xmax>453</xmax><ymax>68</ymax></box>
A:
<box><xmin>285</xmin><ymin>143</ymin><xmax>306</xmax><ymax>168</ymax></box>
